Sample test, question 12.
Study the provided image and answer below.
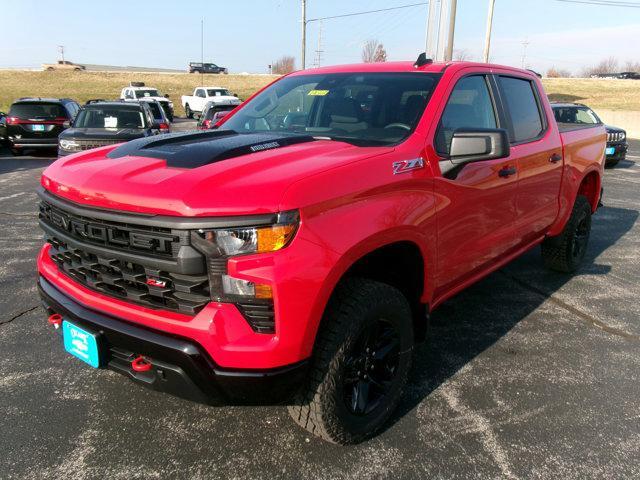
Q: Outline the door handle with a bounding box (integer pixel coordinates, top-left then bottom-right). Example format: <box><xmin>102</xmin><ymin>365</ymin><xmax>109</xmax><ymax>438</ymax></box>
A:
<box><xmin>549</xmin><ymin>153</ymin><xmax>562</xmax><ymax>163</ymax></box>
<box><xmin>498</xmin><ymin>166</ymin><xmax>517</xmax><ymax>178</ymax></box>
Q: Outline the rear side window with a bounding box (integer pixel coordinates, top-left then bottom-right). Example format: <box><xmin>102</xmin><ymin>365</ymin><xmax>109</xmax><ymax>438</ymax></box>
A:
<box><xmin>436</xmin><ymin>75</ymin><xmax>497</xmax><ymax>154</ymax></box>
<box><xmin>9</xmin><ymin>102</ymin><xmax>68</xmax><ymax>119</ymax></box>
<box><xmin>498</xmin><ymin>77</ymin><xmax>544</xmax><ymax>143</ymax></box>
<box><xmin>147</xmin><ymin>102</ymin><xmax>162</xmax><ymax>119</ymax></box>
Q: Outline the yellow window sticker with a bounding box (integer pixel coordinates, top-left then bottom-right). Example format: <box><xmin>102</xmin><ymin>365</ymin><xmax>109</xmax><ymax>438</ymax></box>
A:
<box><xmin>308</xmin><ymin>89</ymin><xmax>329</xmax><ymax>96</ymax></box>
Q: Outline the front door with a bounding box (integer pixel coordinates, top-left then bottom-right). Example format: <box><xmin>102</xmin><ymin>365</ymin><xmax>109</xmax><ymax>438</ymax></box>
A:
<box><xmin>432</xmin><ymin>74</ymin><xmax>520</xmax><ymax>296</ymax></box>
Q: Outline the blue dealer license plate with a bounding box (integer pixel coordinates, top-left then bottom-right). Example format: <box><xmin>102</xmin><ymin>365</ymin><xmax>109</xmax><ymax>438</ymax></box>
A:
<box><xmin>62</xmin><ymin>321</ymin><xmax>101</xmax><ymax>368</ymax></box>
<box><xmin>32</xmin><ymin>124</ymin><xmax>45</xmax><ymax>132</ymax></box>
<box><xmin>606</xmin><ymin>147</ymin><xmax>615</xmax><ymax>155</ymax></box>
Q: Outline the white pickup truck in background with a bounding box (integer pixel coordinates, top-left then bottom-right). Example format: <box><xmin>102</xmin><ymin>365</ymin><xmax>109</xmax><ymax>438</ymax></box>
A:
<box><xmin>121</xmin><ymin>82</ymin><xmax>174</xmax><ymax>121</ymax></box>
<box><xmin>181</xmin><ymin>87</ymin><xmax>241</xmax><ymax>118</ymax></box>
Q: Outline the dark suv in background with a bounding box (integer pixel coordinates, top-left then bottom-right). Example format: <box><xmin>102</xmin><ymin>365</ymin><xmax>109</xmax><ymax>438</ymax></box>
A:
<box><xmin>6</xmin><ymin>98</ymin><xmax>79</xmax><ymax>155</ymax></box>
<box><xmin>58</xmin><ymin>101</ymin><xmax>164</xmax><ymax>157</ymax></box>
<box><xmin>551</xmin><ymin>102</ymin><xmax>628</xmax><ymax>167</ymax></box>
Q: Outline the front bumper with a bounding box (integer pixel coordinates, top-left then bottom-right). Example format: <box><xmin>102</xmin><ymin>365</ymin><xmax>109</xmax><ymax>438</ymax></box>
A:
<box><xmin>10</xmin><ymin>137</ymin><xmax>58</xmax><ymax>148</ymax></box>
<box><xmin>38</xmin><ymin>275</ymin><xmax>307</xmax><ymax>405</ymax></box>
<box><xmin>606</xmin><ymin>141</ymin><xmax>628</xmax><ymax>161</ymax></box>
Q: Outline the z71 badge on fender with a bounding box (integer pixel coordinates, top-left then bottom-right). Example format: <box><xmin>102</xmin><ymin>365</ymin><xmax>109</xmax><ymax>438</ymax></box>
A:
<box><xmin>392</xmin><ymin>158</ymin><xmax>424</xmax><ymax>174</ymax></box>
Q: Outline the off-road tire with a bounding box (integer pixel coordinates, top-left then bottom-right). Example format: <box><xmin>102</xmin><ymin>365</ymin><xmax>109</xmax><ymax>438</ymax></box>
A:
<box><xmin>542</xmin><ymin>195</ymin><xmax>592</xmax><ymax>273</ymax></box>
<box><xmin>288</xmin><ymin>278</ymin><xmax>414</xmax><ymax>444</ymax></box>
<box><xmin>185</xmin><ymin>104</ymin><xmax>193</xmax><ymax>119</ymax></box>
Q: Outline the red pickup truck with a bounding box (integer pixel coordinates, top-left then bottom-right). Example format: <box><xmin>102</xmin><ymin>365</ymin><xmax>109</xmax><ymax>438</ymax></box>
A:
<box><xmin>37</xmin><ymin>57</ymin><xmax>605</xmax><ymax>444</ymax></box>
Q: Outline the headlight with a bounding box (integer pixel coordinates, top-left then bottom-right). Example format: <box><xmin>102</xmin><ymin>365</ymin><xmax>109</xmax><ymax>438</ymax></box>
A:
<box><xmin>59</xmin><ymin>139</ymin><xmax>79</xmax><ymax>150</ymax></box>
<box><xmin>620</xmin><ymin>132</ymin><xmax>626</xmax><ymax>140</ymax></box>
<box><xmin>190</xmin><ymin>210</ymin><xmax>299</xmax><ymax>305</ymax></box>
<box><xmin>168</xmin><ymin>101</ymin><xmax>174</xmax><ymax>108</ymax></box>
<box><xmin>193</xmin><ymin>211</ymin><xmax>299</xmax><ymax>257</ymax></box>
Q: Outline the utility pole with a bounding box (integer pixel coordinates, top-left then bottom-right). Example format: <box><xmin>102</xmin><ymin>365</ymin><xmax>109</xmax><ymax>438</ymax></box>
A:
<box><xmin>58</xmin><ymin>45</ymin><xmax>65</xmax><ymax>62</ymax></box>
<box><xmin>314</xmin><ymin>21</ymin><xmax>323</xmax><ymax>68</ymax></box>
<box><xmin>483</xmin><ymin>0</ymin><xmax>495</xmax><ymax>63</ymax></box>
<box><xmin>425</xmin><ymin>0</ymin><xmax>438</xmax><ymax>59</ymax></box>
<box><xmin>201</xmin><ymin>18</ymin><xmax>204</xmax><ymax>86</ymax></box>
<box><xmin>436</xmin><ymin>0</ymin><xmax>449</xmax><ymax>61</ymax></box>
<box><xmin>301</xmin><ymin>0</ymin><xmax>307</xmax><ymax>70</ymax></box>
<box><xmin>445</xmin><ymin>0</ymin><xmax>457</xmax><ymax>61</ymax></box>
<box><xmin>521</xmin><ymin>38</ymin><xmax>530</xmax><ymax>69</ymax></box>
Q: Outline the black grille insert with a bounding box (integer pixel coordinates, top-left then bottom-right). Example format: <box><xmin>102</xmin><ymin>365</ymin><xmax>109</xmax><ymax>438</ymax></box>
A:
<box><xmin>48</xmin><ymin>237</ymin><xmax>210</xmax><ymax>315</ymax></box>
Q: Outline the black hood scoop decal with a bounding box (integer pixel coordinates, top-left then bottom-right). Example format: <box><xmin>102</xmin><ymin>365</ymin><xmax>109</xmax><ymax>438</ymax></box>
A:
<box><xmin>107</xmin><ymin>130</ymin><xmax>316</xmax><ymax>169</ymax></box>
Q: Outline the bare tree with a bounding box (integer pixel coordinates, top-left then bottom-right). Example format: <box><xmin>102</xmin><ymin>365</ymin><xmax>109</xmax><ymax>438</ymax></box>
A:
<box><xmin>453</xmin><ymin>49</ymin><xmax>471</xmax><ymax>61</ymax></box>
<box><xmin>581</xmin><ymin>56</ymin><xmax>618</xmax><ymax>77</ymax></box>
<box><xmin>546</xmin><ymin>66</ymin><xmax>572</xmax><ymax>78</ymax></box>
<box><xmin>624</xmin><ymin>60</ymin><xmax>640</xmax><ymax>72</ymax></box>
<box><xmin>361</xmin><ymin>40</ymin><xmax>379</xmax><ymax>63</ymax></box>
<box><xmin>272</xmin><ymin>56</ymin><xmax>296</xmax><ymax>75</ymax></box>
<box><xmin>373</xmin><ymin>44</ymin><xmax>387</xmax><ymax>62</ymax></box>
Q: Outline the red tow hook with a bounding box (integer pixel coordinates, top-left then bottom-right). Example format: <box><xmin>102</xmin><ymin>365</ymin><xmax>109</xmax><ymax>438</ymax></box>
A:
<box><xmin>48</xmin><ymin>313</ymin><xmax>63</xmax><ymax>329</ymax></box>
<box><xmin>131</xmin><ymin>355</ymin><xmax>153</xmax><ymax>372</ymax></box>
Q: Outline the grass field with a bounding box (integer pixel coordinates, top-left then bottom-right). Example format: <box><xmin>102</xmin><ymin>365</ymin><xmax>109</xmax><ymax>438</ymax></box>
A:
<box><xmin>1</xmin><ymin>70</ymin><xmax>639</xmax><ymax>116</ymax></box>
<box><xmin>0</xmin><ymin>71</ymin><xmax>278</xmax><ymax>116</ymax></box>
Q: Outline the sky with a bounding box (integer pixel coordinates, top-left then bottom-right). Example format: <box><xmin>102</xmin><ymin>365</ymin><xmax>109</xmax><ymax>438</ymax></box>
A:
<box><xmin>1</xmin><ymin>0</ymin><xmax>639</xmax><ymax>75</ymax></box>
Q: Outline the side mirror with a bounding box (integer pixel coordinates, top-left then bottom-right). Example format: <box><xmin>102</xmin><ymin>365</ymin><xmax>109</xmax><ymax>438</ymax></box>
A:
<box><xmin>439</xmin><ymin>128</ymin><xmax>510</xmax><ymax>177</ymax></box>
<box><xmin>449</xmin><ymin>128</ymin><xmax>510</xmax><ymax>164</ymax></box>
<box><xmin>165</xmin><ymin>94</ymin><xmax>170</xmax><ymax>98</ymax></box>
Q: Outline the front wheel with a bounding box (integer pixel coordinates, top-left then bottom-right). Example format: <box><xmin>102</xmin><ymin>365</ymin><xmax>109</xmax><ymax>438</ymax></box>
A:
<box><xmin>185</xmin><ymin>104</ymin><xmax>193</xmax><ymax>119</ymax></box>
<box><xmin>288</xmin><ymin>278</ymin><xmax>414</xmax><ymax>444</ymax></box>
<box><xmin>541</xmin><ymin>195</ymin><xmax>592</xmax><ymax>273</ymax></box>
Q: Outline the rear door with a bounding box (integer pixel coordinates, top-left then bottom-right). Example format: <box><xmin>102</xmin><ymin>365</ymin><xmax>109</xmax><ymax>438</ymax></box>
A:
<box><xmin>433</xmin><ymin>73</ymin><xmax>520</xmax><ymax>294</ymax></box>
<box><xmin>495</xmin><ymin>75</ymin><xmax>563</xmax><ymax>241</ymax></box>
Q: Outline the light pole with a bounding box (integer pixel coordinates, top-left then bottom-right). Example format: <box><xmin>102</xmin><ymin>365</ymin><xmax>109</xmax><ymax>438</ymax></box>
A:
<box><xmin>301</xmin><ymin>0</ymin><xmax>307</xmax><ymax>70</ymax></box>
<box><xmin>483</xmin><ymin>0</ymin><xmax>495</xmax><ymax>63</ymax></box>
<box><xmin>445</xmin><ymin>0</ymin><xmax>457</xmax><ymax>61</ymax></box>
<box><xmin>425</xmin><ymin>0</ymin><xmax>438</xmax><ymax>59</ymax></box>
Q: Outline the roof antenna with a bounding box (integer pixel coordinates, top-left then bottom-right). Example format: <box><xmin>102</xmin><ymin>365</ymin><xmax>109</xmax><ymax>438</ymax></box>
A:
<box><xmin>414</xmin><ymin>52</ymin><xmax>433</xmax><ymax>68</ymax></box>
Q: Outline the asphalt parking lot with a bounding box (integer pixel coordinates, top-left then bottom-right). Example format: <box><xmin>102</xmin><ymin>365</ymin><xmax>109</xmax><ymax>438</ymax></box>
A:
<box><xmin>1</xmin><ymin>131</ymin><xmax>639</xmax><ymax>479</ymax></box>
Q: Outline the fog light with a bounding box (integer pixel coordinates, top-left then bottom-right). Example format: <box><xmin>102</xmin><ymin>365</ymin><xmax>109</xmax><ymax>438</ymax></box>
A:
<box><xmin>221</xmin><ymin>275</ymin><xmax>272</xmax><ymax>299</ymax></box>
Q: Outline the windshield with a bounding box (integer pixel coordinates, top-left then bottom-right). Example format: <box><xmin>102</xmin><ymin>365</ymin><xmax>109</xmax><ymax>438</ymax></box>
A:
<box><xmin>222</xmin><ymin>72</ymin><xmax>438</xmax><ymax>146</ymax></box>
<box><xmin>9</xmin><ymin>102</ymin><xmax>67</xmax><ymax>119</ymax></box>
<box><xmin>207</xmin><ymin>89</ymin><xmax>231</xmax><ymax>97</ymax></box>
<box><xmin>74</xmin><ymin>106</ymin><xmax>147</xmax><ymax>129</ymax></box>
<box><xmin>134</xmin><ymin>89</ymin><xmax>161</xmax><ymax>98</ymax></box>
<box><xmin>553</xmin><ymin>106</ymin><xmax>601</xmax><ymax>125</ymax></box>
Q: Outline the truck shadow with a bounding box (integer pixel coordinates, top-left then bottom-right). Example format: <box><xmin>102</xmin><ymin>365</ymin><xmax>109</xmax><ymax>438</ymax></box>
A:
<box><xmin>0</xmin><ymin>148</ymin><xmax>56</xmax><ymax>174</ymax></box>
<box><xmin>386</xmin><ymin>204</ymin><xmax>638</xmax><ymax>431</ymax></box>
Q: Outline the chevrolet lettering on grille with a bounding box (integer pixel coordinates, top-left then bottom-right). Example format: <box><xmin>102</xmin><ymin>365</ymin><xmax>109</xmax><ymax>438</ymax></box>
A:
<box><xmin>40</xmin><ymin>202</ymin><xmax>176</xmax><ymax>255</ymax></box>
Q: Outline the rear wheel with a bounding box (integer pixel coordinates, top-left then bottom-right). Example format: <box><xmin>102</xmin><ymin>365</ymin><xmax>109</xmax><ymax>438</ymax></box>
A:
<box><xmin>185</xmin><ymin>104</ymin><xmax>193</xmax><ymax>119</ymax></box>
<box><xmin>541</xmin><ymin>195</ymin><xmax>592</xmax><ymax>273</ymax></box>
<box><xmin>10</xmin><ymin>148</ymin><xmax>22</xmax><ymax>156</ymax></box>
<box><xmin>288</xmin><ymin>278</ymin><xmax>414</xmax><ymax>444</ymax></box>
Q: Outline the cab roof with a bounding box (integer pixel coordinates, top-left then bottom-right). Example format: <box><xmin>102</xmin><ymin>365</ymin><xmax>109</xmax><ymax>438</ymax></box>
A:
<box><xmin>289</xmin><ymin>60</ymin><xmax>537</xmax><ymax>77</ymax></box>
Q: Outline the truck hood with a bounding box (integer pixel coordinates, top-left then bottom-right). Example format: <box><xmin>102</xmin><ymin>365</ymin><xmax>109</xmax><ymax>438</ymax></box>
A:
<box><xmin>42</xmin><ymin>130</ymin><xmax>393</xmax><ymax>217</ymax></box>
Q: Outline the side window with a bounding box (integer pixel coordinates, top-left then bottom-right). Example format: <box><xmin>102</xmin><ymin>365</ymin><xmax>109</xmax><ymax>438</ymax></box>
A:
<box><xmin>498</xmin><ymin>76</ymin><xmax>544</xmax><ymax>143</ymax></box>
<box><xmin>436</xmin><ymin>75</ymin><xmax>497</xmax><ymax>155</ymax></box>
<box><xmin>196</xmin><ymin>89</ymin><xmax>205</xmax><ymax>98</ymax></box>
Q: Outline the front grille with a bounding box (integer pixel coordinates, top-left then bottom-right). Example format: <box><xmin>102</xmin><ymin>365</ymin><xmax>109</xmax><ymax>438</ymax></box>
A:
<box><xmin>48</xmin><ymin>237</ymin><xmax>210</xmax><ymax>315</ymax></box>
<box><xmin>39</xmin><ymin>200</ymin><xmax>185</xmax><ymax>259</ymax></box>
<box><xmin>63</xmin><ymin>139</ymin><xmax>124</xmax><ymax>152</ymax></box>
<box><xmin>607</xmin><ymin>131</ymin><xmax>624</xmax><ymax>142</ymax></box>
<box><xmin>40</xmin><ymin>195</ymin><xmax>277</xmax><ymax>331</ymax></box>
